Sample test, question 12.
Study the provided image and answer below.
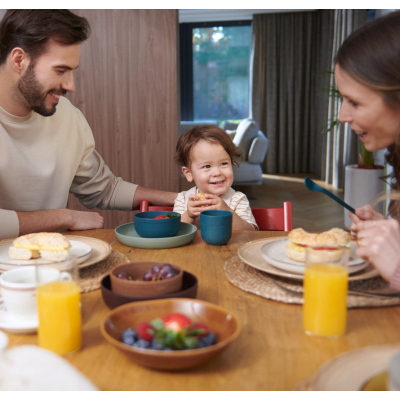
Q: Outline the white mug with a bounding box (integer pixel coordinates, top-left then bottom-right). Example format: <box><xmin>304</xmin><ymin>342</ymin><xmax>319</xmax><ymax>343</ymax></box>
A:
<box><xmin>0</xmin><ymin>266</ymin><xmax>70</xmax><ymax>320</ymax></box>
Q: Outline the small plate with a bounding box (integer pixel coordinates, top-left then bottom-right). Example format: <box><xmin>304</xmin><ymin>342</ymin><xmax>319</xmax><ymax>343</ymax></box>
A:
<box><xmin>260</xmin><ymin>238</ymin><xmax>368</xmax><ymax>275</ymax></box>
<box><xmin>237</xmin><ymin>238</ymin><xmax>378</xmax><ymax>281</ymax></box>
<box><xmin>0</xmin><ymin>300</ymin><xmax>38</xmax><ymax>334</ymax></box>
<box><xmin>115</xmin><ymin>222</ymin><xmax>197</xmax><ymax>249</ymax></box>
<box><xmin>0</xmin><ymin>240</ymin><xmax>92</xmax><ymax>268</ymax></box>
<box><xmin>0</xmin><ymin>236</ymin><xmax>111</xmax><ymax>271</ymax></box>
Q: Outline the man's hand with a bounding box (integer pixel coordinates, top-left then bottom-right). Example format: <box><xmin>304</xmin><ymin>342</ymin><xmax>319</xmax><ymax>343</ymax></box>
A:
<box><xmin>17</xmin><ymin>209</ymin><xmax>104</xmax><ymax>236</ymax></box>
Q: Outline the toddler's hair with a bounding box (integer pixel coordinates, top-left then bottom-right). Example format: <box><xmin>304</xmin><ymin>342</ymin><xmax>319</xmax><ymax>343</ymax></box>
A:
<box><xmin>175</xmin><ymin>125</ymin><xmax>243</xmax><ymax>168</ymax></box>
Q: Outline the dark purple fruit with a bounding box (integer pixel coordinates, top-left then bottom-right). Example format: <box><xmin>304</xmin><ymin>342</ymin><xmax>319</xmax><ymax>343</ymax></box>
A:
<box><xmin>117</xmin><ymin>272</ymin><xmax>129</xmax><ymax>280</ymax></box>
<box><xmin>143</xmin><ymin>270</ymin><xmax>156</xmax><ymax>281</ymax></box>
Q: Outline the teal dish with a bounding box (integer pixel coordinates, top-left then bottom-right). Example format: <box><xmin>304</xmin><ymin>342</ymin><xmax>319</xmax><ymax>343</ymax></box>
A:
<box><xmin>115</xmin><ymin>222</ymin><xmax>197</xmax><ymax>249</ymax></box>
<box><xmin>133</xmin><ymin>211</ymin><xmax>181</xmax><ymax>238</ymax></box>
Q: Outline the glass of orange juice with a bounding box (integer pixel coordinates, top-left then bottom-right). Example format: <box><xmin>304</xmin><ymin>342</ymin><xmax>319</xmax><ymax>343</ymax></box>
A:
<box><xmin>303</xmin><ymin>246</ymin><xmax>350</xmax><ymax>337</ymax></box>
<box><xmin>36</xmin><ymin>256</ymin><xmax>82</xmax><ymax>355</ymax></box>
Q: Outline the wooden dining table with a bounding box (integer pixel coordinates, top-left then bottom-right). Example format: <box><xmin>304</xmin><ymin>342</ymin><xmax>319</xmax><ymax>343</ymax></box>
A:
<box><xmin>5</xmin><ymin>228</ymin><xmax>400</xmax><ymax>390</ymax></box>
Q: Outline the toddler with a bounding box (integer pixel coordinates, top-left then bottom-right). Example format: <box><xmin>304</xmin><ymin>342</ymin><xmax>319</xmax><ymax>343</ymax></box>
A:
<box><xmin>174</xmin><ymin>125</ymin><xmax>258</xmax><ymax>231</ymax></box>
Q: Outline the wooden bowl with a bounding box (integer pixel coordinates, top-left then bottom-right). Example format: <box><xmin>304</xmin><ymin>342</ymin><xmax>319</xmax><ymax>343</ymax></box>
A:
<box><xmin>101</xmin><ymin>272</ymin><xmax>198</xmax><ymax>309</ymax></box>
<box><xmin>100</xmin><ymin>298</ymin><xmax>240</xmax><ymax>370</ymax></box>
<box><xmin>110</xmin><ymin>262</ymin><xmax>183</xmax><ymax>297</ymax></box>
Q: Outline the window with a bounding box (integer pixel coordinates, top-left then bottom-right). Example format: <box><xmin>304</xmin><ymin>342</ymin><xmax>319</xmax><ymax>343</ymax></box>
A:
<box><xmin>180</xmin><ymin>21</ymin><xmax>252</xmax><ymax>123</ymax></box>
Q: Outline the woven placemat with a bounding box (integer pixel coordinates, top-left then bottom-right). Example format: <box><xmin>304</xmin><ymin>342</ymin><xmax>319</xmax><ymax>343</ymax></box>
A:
<box><xmin>224</xmin><ymin>256</ymin><xmax>400</xmax><ymax>308</ymax></box>
<box><xmin>79</xmin><ymin>249</ymin><xmax>129</xmax><ymax>293</ymax></box>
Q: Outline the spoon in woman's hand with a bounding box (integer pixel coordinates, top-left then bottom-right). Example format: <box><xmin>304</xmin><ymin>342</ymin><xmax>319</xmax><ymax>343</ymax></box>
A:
<box><xmin>304</xmin><ymin>177</ymin><xmax>356</xmax><ymax>214</ymax></box>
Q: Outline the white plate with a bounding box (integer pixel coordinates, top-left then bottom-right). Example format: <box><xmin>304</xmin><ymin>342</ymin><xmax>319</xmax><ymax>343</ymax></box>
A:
<box><xmin>0</xmin><ymin>300</ymin><xmax>38</xmax><ymax>334</ymax></box>
<box><xmin>237</xmin><ymin>238</ymin><xmax>378</xmax><ymax>281</ymax></box>
<box><xmin>303</xmin><ymin>344</ymin><xmax>400</xmax><ymax>390</ymax></box>
<box><xmin>260</xmin><ymin>238</ymin><xmax>368</xmax><ymax>275</ymax></box>
<box><xmin>0</xmin><ymin>240</ymin><xmax>92</xmax><ymax>269</ymax></box>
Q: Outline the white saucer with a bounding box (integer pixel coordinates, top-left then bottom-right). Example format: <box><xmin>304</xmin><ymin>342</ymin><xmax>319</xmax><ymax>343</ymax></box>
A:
<box><xmin>0</xmin><ymin>240</ymin><xmax>92</xmax><ymax>269</ymax></box>
<box><xmin>0</xmin><ymin>300</ymin><xmax>38</xmax><ymax>334</ymax></box>
<box><xmin>260</xmin><ymin>238</ymin><xmax>368</xmax><ymax>275</ymax></box>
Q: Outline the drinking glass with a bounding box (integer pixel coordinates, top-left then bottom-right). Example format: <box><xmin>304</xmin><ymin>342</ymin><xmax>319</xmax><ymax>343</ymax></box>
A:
<box><xmin>36</xmin><ymin>256</ymin><xmax>82</xmax><ymax>355</ymax></box>
<box><xmin>303</xmin><ymin>246</ymin><xmax>350</xmax><ymax>337</ymax></box>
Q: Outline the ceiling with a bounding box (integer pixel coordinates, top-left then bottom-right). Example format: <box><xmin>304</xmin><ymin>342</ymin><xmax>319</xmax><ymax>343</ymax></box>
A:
<box><xmin>178</xmin><ymin>9</ymin><xmax>313</xmax><ymax>23</ymax></box>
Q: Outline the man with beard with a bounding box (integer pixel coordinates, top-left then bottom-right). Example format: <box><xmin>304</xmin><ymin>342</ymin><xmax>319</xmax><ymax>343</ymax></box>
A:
<box><xmin>0</xmin><ymin>10</ymin><xmax>177</xmax><ymax>239</ymax></box>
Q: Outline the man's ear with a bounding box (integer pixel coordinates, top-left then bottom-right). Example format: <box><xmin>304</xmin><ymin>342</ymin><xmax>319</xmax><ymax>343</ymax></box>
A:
<box><xmin>9</xmin><ymin>47</ymin><xmax>30</xmax><ymax>74</ymax></box>
<box><xmin>182</xmin><ymin>166</ymin><xmax>193</xmax><ymax>182</ymax></box>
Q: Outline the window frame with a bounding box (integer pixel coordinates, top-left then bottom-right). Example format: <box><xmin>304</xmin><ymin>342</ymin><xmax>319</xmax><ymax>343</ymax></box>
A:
<box><xmin>179</xmin><ymin>20</ymin><xmax>252</xmax><ymax>122</ymax></box>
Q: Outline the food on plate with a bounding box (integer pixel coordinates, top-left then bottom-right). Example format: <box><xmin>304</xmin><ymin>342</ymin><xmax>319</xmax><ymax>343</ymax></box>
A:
<box><xmin>285</xmin><ymin>228</ymin><xmax>350</xmax><ymax>262</ymax></box>
<box><xmin>154</xmin><ymin>212</ymin><xmax>179</xmax><ymax>219</ymax></box>
<box><xmin>116</xmin><ymin>264</ymin><xmax>179</xmax><ymax>281</ymax></box>
<box><xmin>121</xmin><ymin>312</ymin><xmax>216</xmax><ymax>350</ymax></box>
<box><xmin>9</xmin><ymin>232</ymin><xmax>71</xmax><ymax>262</ymax></box>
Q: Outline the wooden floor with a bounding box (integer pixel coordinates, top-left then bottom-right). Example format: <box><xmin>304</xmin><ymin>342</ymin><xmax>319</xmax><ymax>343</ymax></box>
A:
<box><xmin>181</xmin><ymin>173</ymin><xmax>346</xmax><ymax>232</ymax></box>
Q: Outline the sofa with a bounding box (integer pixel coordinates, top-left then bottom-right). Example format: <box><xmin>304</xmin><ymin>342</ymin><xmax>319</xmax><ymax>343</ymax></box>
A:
<box><xmin>179</xmin><ymin>118</ymin><xmax>268</xmax><ymax>185</ymax></box>
<box><xmin>226</xmin><ymin>118</ymin><xmax>268</xmax><ymax>185</ymax></box>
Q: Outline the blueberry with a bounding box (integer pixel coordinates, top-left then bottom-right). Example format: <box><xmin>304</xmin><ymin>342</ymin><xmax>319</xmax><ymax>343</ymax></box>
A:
<box><xmin>122</xmin><ymin>328</ymin><xmax>138</xmax><ymax>345</ymax></box>
<box><xmin>133</xmin><ymin>339</ymin><xmax>151</xmax><ymax>349</ymax></box>
<box><xmin>197</xmin><ymin>333</ymin><xmax>216</xmax><ymax>348</ymax></box>
<box><xmin>150</xmin><ymin>339</ymin><xmax>165</xmax><ymax>350</ymax></box>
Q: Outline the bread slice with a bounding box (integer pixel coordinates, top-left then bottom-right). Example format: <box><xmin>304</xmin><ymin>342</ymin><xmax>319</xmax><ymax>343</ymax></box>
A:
<box><xmin>9</xmin><ymin>232</ymin><xmax>71</xmax><ymax>261</ymax></box>
<box><xmin>285</xmin><ymin>228</ymin><xmax>350</xmax><ymax>263</ymax></box>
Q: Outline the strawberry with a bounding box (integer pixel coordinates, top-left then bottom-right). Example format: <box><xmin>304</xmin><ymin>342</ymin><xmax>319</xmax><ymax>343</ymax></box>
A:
<box><xmin>190</xmin><ymin>322</ymin><xmax>209</xmax><ymax>338</ymax></box>
<box><xmin>136</xmin><ymin>322</ymin><xmax>154</xmax><ymax>341</ymax></box>
<box><xmin>161</xmin><ymin>313</ymin><xmax>192</xmax><ymax>332</ymax></box>
<box><xmin>154</xmin><ymin>215</ymin><xmax>168</xmax><ymax>219</ymax></box>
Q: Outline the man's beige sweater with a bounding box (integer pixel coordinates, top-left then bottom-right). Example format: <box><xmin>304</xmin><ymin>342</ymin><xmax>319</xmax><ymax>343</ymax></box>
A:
<box><xmin>0</xmin><ymin>97</ymin><xmax>137</xmax><ymax>239</ymax></box>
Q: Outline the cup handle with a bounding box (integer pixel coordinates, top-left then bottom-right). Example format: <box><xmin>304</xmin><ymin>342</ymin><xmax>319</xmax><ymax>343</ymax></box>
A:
<box><xmin>60</xmin><ymin>272</ymin><xmax>73</xmax><ymax>281</ymax></box>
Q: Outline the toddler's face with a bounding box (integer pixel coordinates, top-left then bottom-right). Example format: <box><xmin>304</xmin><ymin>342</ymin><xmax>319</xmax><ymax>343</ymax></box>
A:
<box><xmin>182</xmin><ymin>140</ymin><xmax>233</xmax><ymax>196</ymax></box>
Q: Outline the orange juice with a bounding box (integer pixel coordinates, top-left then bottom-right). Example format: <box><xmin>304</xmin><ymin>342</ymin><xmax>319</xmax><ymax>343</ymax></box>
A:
<box><xmin>37</xmin><ymin>281</ymin><xmax>82</xmax><ymax>354</ymax></box>
<box><xmin>303</xmin><ymin>263</ymin><xmax>348</xmax><ymax>337</ymax></box>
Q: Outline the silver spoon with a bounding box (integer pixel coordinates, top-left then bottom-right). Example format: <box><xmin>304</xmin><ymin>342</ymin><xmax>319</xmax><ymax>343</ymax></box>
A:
<box><xmin>304</xmin><ymin>177</ymin><xmax>355</xmax><ymax>214</ymax></box>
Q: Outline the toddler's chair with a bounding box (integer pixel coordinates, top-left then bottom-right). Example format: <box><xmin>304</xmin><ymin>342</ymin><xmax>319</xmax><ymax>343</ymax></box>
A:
<box><xmin>140</xmin><ymin>200</ymin><xmax>173</xmax><ymax>212</ymax></box>
<box><xmin>140</xmin><ymin>200</ymin><xmax>293</xmax><ymax>232</ymax></box>
<box><xmin>251</xmin><ymin>201</ymin><xmax>292</xmax><ymax>231</ymax></box>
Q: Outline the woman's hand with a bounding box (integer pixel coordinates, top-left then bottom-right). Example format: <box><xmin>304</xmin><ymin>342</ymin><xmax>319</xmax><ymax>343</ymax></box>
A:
<box><xmin>349</xmin><ymin>205</ymin><xmax>385</xmax><ymax>239</ymax></box>
<box><xmin>355</xmin><ymin>218</ymin><xmax>400</xmax><ymax>282</ymax></box>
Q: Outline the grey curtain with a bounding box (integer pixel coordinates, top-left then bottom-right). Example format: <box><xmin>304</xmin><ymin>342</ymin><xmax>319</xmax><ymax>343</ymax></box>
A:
<box><xmin>324</xmin><ymin>10</ymin><xmax>367</xmax><ymax>188</ymax></box>
<box><xmin>250</xmin><ymin>10</ymin><xmax>335</xmax><ymax>177</ymax></box>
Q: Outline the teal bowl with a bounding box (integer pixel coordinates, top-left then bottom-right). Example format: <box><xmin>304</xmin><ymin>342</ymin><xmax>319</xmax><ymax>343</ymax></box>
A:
<box><xmin>133</xmin><ymin>211</ymin><xmax>181</xmax><ymax>238</ymax></box>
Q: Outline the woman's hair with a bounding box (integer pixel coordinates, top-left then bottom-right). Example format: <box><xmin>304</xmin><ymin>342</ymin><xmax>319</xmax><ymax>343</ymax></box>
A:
<box><xmin>0</xmin><ymin>10</ymin><xmax>90</xmax><ymax>66</ymax></box>
<box><xmin>335</xmin><ymin>11</ymin><xmax>400</xmax><ymax>218</ymax></box>
<box><xmin>175</xmin><ymin>125</ymin><xmax>243</xmax><ymax>168</ymax></box>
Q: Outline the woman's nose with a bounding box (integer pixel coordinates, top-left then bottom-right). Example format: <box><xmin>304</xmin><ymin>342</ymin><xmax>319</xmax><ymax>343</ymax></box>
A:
<box><xmin>338</xmin><ymin>102</ymin><xmax>352</xmax><ymax>124</ymax></box>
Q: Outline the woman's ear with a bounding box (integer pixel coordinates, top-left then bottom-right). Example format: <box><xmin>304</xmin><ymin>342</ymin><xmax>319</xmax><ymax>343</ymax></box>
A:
<box><xmin>182</xmin><ymin>166</ymin><xmax>193</xmax><ymax>182</ymax></box>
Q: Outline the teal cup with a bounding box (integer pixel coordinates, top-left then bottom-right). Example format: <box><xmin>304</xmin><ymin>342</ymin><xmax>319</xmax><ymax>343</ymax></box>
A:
<box><xmin>200</xmin><ymin>210</ymin><xmax>233</xmax><ymax>245</ymax></box>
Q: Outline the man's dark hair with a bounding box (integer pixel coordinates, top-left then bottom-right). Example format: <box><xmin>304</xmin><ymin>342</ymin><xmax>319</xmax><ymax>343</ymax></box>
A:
<box><xmin>0</xmin><ymin>9</ymin><xmax>90</xmax><ymax>66</ymax></box>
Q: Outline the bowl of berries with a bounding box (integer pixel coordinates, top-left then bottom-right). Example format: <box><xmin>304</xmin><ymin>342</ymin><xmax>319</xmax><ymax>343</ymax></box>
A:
<box><xmin>100</xmin><ymin>298</ymin><xmax>240</xmax><ymax>370</ymax></box>
<box><xmin>110</xmin><ymin>262</ymin><xmax>183</xmax><ymax>297</ymax></box>
<box><xmin>133</xmin><ymin>211</ymin><xmax>181</xmax><ymax>238</ymax></box>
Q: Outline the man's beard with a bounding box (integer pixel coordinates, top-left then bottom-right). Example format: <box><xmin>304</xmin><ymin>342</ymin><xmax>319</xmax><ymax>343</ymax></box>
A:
<box><xmin>17</xmin><ymin>63</ymin><xmax>66</xmax><ymax>117</ymax></box>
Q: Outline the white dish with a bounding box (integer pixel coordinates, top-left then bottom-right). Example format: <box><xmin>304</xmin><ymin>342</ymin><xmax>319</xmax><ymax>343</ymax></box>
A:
<box><xmin>0</xmin><ymin>300</ymin><xmax>38</xmax><ymax>334</ymax></box>
<box><xmin>260</xmin><ymin>238</ymin><xmax>368</xmax><ymax>275</ymax></box>
<box><xmin>237</xmin><ymin>238</ymin><xmax>378</xmax><ymax>281</ymax></box>
<box><xmin>0</xmin><ymin>240</ymin><xmax>92</xmax><ymax>269</ymax></box>
<box><xmin>303</xmin><ymin>344</ymin><xmax>400</xmax><ymax>390</ymax></box>
<box><xmin>0</xmin><ymin>330</ymin><xmax>8</xmax><ymax>352</ymax></box>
